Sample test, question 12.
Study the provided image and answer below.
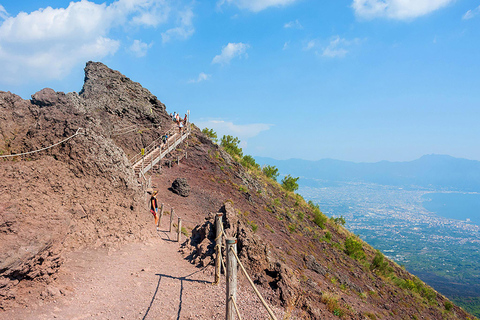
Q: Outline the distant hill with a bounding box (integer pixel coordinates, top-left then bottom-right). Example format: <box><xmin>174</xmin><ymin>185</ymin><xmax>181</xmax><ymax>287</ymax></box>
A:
<box><xmin>255</xmin><ymin>154</ymin><xmax>480</xmax><ymax>191</ymax></box>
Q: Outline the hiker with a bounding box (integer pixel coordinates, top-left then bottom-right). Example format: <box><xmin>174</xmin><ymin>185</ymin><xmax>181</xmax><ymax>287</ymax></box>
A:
<box><xmin>184</xmin><ymin>114</ymin><xmax>187</xmax><ymax>124</ymax></box>
<box><xmin>150</xmin><ymin>191</ymin><xmax>159</xmax><ymax>230</ymax></box>
<box><xmin>162</xmin><ymin>134</ymin><xmax>167</xmax><ymax>147</ymax></box>
<box><xmin>172</xmin><ymin>112</ymin><xmax>177</xmax><ymax>121</ymax></box>
<box><xmin>178</xmin><ymin>121</ymin><xmax>183</xmax><ymax>133</ymax></box>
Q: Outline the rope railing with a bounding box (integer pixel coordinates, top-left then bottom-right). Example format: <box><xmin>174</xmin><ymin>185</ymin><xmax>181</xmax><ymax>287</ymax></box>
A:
<box><xmin>0</xmin><ymin>128</ymin><xmax>83</xmax><ymax>158</ymax></box>
<box><xmin>215</xmin><ymin>219</ymin><xmax>278</xmax><ymax>320</ymax></box>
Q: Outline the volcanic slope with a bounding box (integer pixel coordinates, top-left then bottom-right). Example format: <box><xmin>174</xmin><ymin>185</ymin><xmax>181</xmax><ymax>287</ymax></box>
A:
<box><xmin>0</xmin><ymin>62</ymin><xmax>476</xmax><ymax>319</ymax></box>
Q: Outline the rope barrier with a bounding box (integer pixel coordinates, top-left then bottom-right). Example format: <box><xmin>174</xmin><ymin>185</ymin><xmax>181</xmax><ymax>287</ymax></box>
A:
<box><xmin>231</xmin><ymin>296</ymin><xmax>243</xmax><ymax>320</ymax></box>
<box><xmin>216</xmin><ymin>221</ymin><xmax>278</xmax><ymax>320</ymax></box>
<box><xmin>0</xmin><ymin>128</ymin><xmax>83</xmax><ymax>158</ymax></box>
<box><xmin>228</xmin><ymin>246</ymin><xmax>278</xmax><ymax>320</ymax></box>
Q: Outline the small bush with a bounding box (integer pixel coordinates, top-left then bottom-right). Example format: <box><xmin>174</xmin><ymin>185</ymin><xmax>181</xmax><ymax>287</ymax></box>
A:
<box><xmin>313</xmin><ymin>211</ymin><xmax>328</xmax><ymax>229</ymax></box>
<box><xmin>344</xmin><ymin>236</ymin><xmax>365</xmax><ymax>260</ymax></box>
<box><xmin>281</xmin><ymin>175</ymin><xmax>299</xmax><ymax>192</ymax></box>
<box><xmin>332</xmin><ymin>216</ymin><xmax>346</xmax><ymax>226</ymax></box>
<box><xmin>444</xmin><ymin>300</ymin><xmax>453</xmax><ymax>311</ymax></box>
<box><xmin>262</xmin><ymin>165</ymin><xmax>279</xmax><ymax>181</ymax></box>
<box><xmin>370</xmin><ymin>250</ymin><xmax>388</xmax><ymax>273</ymax></box>
<box><xmin>249</xmin><ymin>221</ymin><xmax>258</xmax><ymax>233</ymax></box>
<box><xmin>288</xmin><ymin>224</ymin><xmax>296</xmax><ymax>233</ymax></box>
<box><xmin>221</xmin><ymin>135</ymin><xmax>243</xmax><ymax>158</ymax></box>
<box><xmin>241</xmin><ymin>155</ymin><xmax>260</xmax><ymax>169</ymax></box>
<box><xmin>201</xmin><ymin>127</ymin><xmax>217</xmax><ymax>143</ymax></box>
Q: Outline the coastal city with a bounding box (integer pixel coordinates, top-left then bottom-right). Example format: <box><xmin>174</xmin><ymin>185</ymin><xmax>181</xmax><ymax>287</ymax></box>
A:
<box><xmin>300</xmin><ymin>181</ymin><xmax>480</xmax><ymax>298</ymax></box>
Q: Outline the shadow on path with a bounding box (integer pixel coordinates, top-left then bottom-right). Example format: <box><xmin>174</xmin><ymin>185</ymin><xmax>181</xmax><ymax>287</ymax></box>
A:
<box><xmin>146</xmin><ymin>267</ymin><xmax>211</xmax><ymax>320</ymax></box>
<box><xmin>142</xmin><ymin>275</ymin><xmax>162</xmax><ymax>320</ymax></box>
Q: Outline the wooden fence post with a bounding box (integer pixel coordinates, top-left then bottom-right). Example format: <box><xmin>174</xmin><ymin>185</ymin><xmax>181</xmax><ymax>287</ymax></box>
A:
<box><xmin>226</xmin><ymin>238</ymin><xmax>237</xmax><ymax>320</ymax></box>
<box><xmin>158</xmin><ymin>203</ymin><xmax>164</xmax><ymax>227</ymax></box>
<box><xmin>170</xmin><ymin>208</ymin><xmax>174</xmax><ymax>232</ymax></box>
<box><xmin>214</xmin><ymin>213</ymin><xmax>223</xmax><ymax>285</ymax></box>
<box><xmin>177</xmin><ymin>217</ymin><xmax>182</xmax><ymax>242</ymax></box>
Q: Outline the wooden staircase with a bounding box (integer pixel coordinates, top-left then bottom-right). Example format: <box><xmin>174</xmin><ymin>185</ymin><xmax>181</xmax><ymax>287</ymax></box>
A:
<box><xmin>131</xmin><ymin>124</ymin><xmax>191</xmax><ymax>180</ymax></box>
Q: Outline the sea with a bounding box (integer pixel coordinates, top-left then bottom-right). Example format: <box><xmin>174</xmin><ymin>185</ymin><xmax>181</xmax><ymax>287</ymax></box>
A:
<box><xmin>421</xmin><ymin>192</ymin><xmax>480</xmax><ymax>226</ymax></box>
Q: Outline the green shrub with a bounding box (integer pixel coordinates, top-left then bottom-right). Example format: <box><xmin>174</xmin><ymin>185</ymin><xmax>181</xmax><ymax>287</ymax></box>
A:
<box><xmin>332</xmin><ymin>216</ymin><xmax>346</xmax><ymax>226</ymax></box>
<box><xmin>249</xmin><ymin>221</ymin><xmax>258</xmax><ymax>233</ymax></box>
<box><xmin>281</xmin><ymin>175</ymin><xmax>299</xmax><ymax>192</ymax></box>
<box><xmin>325</xmin><ymin>231</ymin><xmax>332</xmax><ymax>241</ymax></box>
<box><xmin>288</xmin><ymin>224</ymin><xmax>296</xmax><ymax>233</ymax></box>
<box><xmin>241</xmin><ymin>155</ymin><xmax>260</xmax><ymax>169</ymax></box>
<box><xmin>444</xmin><ymin>300</ymin><xmax>453</xmax><ymax>311</ymax></box>
<box><xmin>221</xmin><ymin>135</ymin><xmax>243</xmax><ymax>158</ymax></box>
<box><xmin>262</xmin><ymin>165</ymin><xmax>279</xmax><ymax>181</ymax></box>
<box><xmin>313</xmin><ymin>211</ymin><xmax>328</xmax><ymax>229</ymax></box>
<box><xmin>370</xmin><ymin>250</ymin><xmax>388</xmax><ymax>273</ymax></box>
<box><xmin>345</xmin><ymin>236</ymin><xmax>366</xmax><ymax>260</ymax></box>
<box><xmin>201</xmin><ymin>127</ymin><xmax>217</xmax><ymax>143</ymax></box>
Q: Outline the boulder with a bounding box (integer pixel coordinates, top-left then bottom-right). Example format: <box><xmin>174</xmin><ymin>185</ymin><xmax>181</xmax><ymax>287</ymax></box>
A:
<box><xmin>171</xmin><ymin>178</ymin><xmax>190</xmax><ymax>197</ymax></box>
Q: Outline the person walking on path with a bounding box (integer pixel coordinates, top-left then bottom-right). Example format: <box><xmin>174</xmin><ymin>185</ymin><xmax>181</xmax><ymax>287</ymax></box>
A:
<box><xmin>150</xmin><ymin>191</ymin><xmax>160</xmax><ymax>230</ymax></box>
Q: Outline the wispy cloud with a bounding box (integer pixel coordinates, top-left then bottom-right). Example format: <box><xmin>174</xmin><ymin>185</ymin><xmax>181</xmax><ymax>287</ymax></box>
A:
<box><xmin>304</xmin><ymin>36</ymin><xmax>361</xmax><ymax>58</ymax></box>
<box><xmin>129</xmin><ymin>39</ymin><xmax>153</xmax><ymax>57</ymax></box>
<box><xmin>284</xmin><ymin>19</ymin><xmax>303</xmax><ymax>29</ymax></box>
<box><xmin>161</xmin><ymin>6</ymin><xmax>194</xmax><ymax>43</ymax></box>
<box><xmin>352</xmin><ymin>0</ymin><xmax>455</xmax><ymax>20</ymax></box>
<box><xmin>303</xmin><ymin>40</ymin><xmax>316</xmax><ymax>51</ymax></box>
<box><xmin>212</xmin><ymin>42</ymin><xmax>250</xmax><ymax>65</ymax></box>
<box><xmin>188</xmin><ymin>72</ymin><xmax>211</xmax><ymax>83</ymax></box>
<box><xmin>217</xmin><ymin>0</ymin><xmax>298</xmax><ymax>12</ymax></box>
<box><xmin>283</xmin><ymin>41</ymin><xmax>289</xmax><ymax>50</ymax></box>
<box><xmin>0</xmin><ymin>5</ymin><xmax>9</xmax><ymax>20</ymax></box>
<box><xmin>322</xmin><ymin>36</ymin><xmax>352</xmax><ymax>58</ymax></box>
<box><xmin>463</xmin><ymin>5</ymin><xmax>480</xmax><ymax>20</ymax></box>
<box><xmin>0</xmin><ymin>0</ymin><xmax>193</xmax><ymax>85</ymax></box>
<box><xmin>196</xmin><ymin>120</ymin><xmax>272</xmax><ymax>141</ymax></box>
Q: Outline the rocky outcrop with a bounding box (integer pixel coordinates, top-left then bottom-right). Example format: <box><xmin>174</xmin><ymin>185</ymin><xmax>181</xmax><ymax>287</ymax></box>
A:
<box><xmin>0</xmin><ymin>61</ymin><xmax>173</xmax><ymax>310</ymax></box>
<box><xmin>171</xmin><ymin>178</ymin><xmax>190</xmax><ymax>197</ymax></box>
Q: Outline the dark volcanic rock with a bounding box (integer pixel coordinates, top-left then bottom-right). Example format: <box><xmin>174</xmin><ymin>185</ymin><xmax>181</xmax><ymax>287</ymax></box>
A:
<box><xmin>171</xmin><ymin>178</ymin><xmax>190</xmax><ymax>197</ymax></box>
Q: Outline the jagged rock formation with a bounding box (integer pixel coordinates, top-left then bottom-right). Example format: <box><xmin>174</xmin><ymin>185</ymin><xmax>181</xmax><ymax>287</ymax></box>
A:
<box><xmin>0</xmin><ymin>61</ymin><xmax>171</xmax><ymax>309</ymax></box>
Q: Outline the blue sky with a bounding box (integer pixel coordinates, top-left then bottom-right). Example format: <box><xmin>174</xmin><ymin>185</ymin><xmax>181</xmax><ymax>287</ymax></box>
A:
<box><xmin>1</xmin><ymin>0</ymin><xmax>479</xmax><ymax>162</ymax></box>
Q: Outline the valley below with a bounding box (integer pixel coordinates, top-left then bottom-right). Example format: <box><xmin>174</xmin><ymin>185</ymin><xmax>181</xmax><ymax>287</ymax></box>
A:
<box><xmin>300</xmin><ymin>180</ymin><xmax>480</xmax><ymax>317</ymax></box>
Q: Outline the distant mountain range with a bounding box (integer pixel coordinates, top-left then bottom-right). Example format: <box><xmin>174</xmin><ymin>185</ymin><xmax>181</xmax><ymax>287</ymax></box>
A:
<box><xmin>255</xmin><ymin>154</ymin><xmax>480</xmax><ymax>192</ymax></box>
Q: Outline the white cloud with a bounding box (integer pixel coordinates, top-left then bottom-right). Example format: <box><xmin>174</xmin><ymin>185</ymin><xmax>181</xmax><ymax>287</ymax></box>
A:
<box><xmin>188</xmin><ymin>72</ymin><xmax>211</xmax><ymax>83</ymax></box>
<box><xmin>0</xmin><ymin>0</ymin><xmax>194</xmax><ymax>84</ymax></box>
<box><xmin>282</xmin><ymin>41</ymin><xmax>289</xmax><ymax>50</ymax></box>
<box><xmin>212</xmin><ymin>42</ymin><xmax>250</xmax><ymax>65</ymax></box>
<box><xmin>352</xmin><ymin>0</ymin><xmax>455</xmax><ymax>20</ymax></box>
<box><xmin>303</xmin><ymin>39</ymin><xmax>316</xmax><ymax>51</ymax></box>
<box><xmin>196</xmin><ymin>120</ymin><xmax>272</xmax><ymax>140</ymax></box>
<box><xmin>463</xmin><ymin>5</ymin><xmax>480</xmax><ymax>20</ymax></box>
<box><xmin>322</xmin><ymin>36</ymin><xmax>350</xmax><ymax>58</ymax></box>
<box><xmin>284</xmin><ymin>19</ymin><xmax>303</xmax><ymax>29</ymax></box>
<box><xmin>304</xmin><ymin>36</ymin><xmax>361</xmax><ymax>58</ymax></box>
<box><xmin>217</xmin><ymin>0</ymin><xmax>298</xmax><ymax>12</ymax></box>
<box><xmin>161</xmin><ymin>6</ymin><xmax>194</xmax><ymax>43</ymax></box>
<box><xmin>0</xmin><ymin>5</ymin><xmax>9</xmax><ymax>20</ymax></box>
<box><xmin>129</xmin><ymin>39</ymin><xmax>153</xmax><ymax>57</ymax></box>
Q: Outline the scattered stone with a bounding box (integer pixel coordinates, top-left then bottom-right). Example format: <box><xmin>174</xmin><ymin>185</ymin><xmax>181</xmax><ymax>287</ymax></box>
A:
<box><xmin>171</xmin><ymin>178</ymin><xmax>190</xmax><ymax>197</ymax></box>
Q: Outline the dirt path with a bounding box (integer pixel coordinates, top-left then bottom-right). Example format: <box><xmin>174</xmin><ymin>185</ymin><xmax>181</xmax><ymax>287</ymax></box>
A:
<box><xmin>2</xmin><ymin>224</ymin><xmax>284</xmax><ymax>320</ymax></box>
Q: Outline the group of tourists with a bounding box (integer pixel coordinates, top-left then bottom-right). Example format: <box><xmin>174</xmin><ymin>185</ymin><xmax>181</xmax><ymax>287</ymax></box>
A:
<box><xmin>170</xmin><ymin>111</ymin><xmax>188</xmax><ymax>134</ymax></box>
